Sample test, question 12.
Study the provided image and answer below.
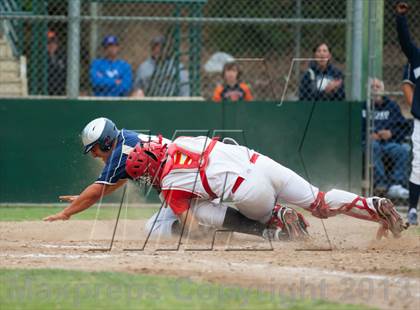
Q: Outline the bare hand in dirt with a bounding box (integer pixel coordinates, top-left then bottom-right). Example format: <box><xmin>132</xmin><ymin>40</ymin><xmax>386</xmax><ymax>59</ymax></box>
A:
<box><xmin>59</xmin><ymin>195</ymin><xmax>79</xmax><ymax>202</ymax></box>
<box><xmin>395</xmin><ymin>2</ymin><xmax>409</xmax><ymax>15</ymax></box>
<box><xmin>43</xmin><ymin>211</ymin><xmax>70</xmax><ymax>222</ymax></box>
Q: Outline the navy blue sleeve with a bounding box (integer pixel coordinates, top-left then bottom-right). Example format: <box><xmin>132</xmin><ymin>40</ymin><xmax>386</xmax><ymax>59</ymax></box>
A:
<box><xmin>402</xmin><ymin>63</ymin><xmax>416</xmax><ymax>85</ymax></box>
<box><xmin>396</xmin><ymin>15</ymin><xmax>420</xmax><ymax>63</ymax></box>
<box><xmin>96</xmin><ymin>152</ymin><xmax>129</xmax><ymax>185</ymax></box>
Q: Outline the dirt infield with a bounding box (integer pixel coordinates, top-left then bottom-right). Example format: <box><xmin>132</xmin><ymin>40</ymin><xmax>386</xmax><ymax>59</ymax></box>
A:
<box><xmin>1</xmin><ymin>215</ymin><xmax>419</xmax><ymax>310</ymax></box>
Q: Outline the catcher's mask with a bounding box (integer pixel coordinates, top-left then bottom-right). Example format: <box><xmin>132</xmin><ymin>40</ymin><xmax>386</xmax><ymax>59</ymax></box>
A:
<box><xmin>126</xmin><ymin>138</ymin><xmax>167</xmax><ymax>184</ymax></box>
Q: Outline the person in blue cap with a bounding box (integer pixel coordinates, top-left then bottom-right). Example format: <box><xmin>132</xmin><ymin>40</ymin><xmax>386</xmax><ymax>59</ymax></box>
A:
<box><xmin>90</xmin><ymin>35</ymin><xmax>133</xmax><ymax>97</ymax></box>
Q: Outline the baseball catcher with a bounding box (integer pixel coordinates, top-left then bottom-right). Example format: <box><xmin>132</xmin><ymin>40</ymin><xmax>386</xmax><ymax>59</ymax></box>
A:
<box><xmin>125</xmin><ymin>135</ymin><xmax>408</xmax><ymax>240</ymax></box>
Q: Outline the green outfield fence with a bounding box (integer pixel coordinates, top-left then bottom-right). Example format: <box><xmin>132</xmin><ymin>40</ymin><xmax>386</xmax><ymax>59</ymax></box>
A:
<box><xmin>0</xmin><ymin>99</ymin><xmax>361</xmax><ymax>203</ymax></box>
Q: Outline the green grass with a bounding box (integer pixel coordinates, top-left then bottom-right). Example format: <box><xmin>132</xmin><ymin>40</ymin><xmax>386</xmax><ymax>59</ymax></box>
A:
<box><xmin>398</xmin><ymin>266</ymin><xmax>420</xmax><ymax>277</ymax></box>
<box><xmin>0</xmin><ymin>206</ymin><xmax>158</xmax><ymax>221</ymax></box>
<box><xmin>0</xmin><ymin>269</ymin><xmax>376</xmax><ymax>310</ymax></box>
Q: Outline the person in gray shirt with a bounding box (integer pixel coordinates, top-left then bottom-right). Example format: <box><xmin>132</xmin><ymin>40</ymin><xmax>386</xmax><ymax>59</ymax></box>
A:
<box><xmin>133</xmin><ymin>36</ymin><xmax>190</xmax><ymax>97</ymax></box>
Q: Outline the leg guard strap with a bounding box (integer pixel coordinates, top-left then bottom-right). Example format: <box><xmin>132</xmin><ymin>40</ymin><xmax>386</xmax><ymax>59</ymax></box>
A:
<box><xmin>310</xmin><ymin>191</ymin><xmax>380</xmax><ymax>222</ymax></box>
<box><xmin>340</xmin><ymin>197</ymin><xmax>380</xmax><ymax>222</ymax></box>
<box><xmin>309</xmin><ymin>192</ymin><xmax>329</xmax><ymax>218</ymax></box>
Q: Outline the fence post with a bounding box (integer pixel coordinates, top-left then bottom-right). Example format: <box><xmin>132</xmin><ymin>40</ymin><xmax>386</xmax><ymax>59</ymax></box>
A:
<box><xmin>363</xmin><ymin>0</ymin><xmax>384</xmax><ymax>196</ymax></box>
<box><xmin>345</xmin><ymin>0</ymin><xmax>353</xmax><ymax>99</ymax></box>
<box><xmin>350</xmin><ymin>0</ymin><xmax>363</xmax><ymax>101</ymax></box>
<box><xmin>89</xmin><ymin>2</ymin><xmax>100</xmax><ymax>64</ymax></box>
<box><xmin>67</xmin><ymin>0</ymin><xmax>80</xmax><ymax>98</ymax></box>
<box><xmin>293</xmin><ymin>0</ymin><xmax>302</xmax><ymax>83</ymax></box>
<box><xmin>294</xmin><ymin>0</ymin><xmax>302</xmax><ymax>81</ymax></box>
<box><xmin>368</xmin><ymin>0</ymin><xmax>383</xmax><ymax>80</ymax></box>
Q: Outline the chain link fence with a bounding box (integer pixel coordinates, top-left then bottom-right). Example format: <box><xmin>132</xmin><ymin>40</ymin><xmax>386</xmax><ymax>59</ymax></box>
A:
<box><xmin>1</xmin><ymin>0</ymin><xmax>349</xmax><ymax>99</ymax></box>
<box><xmin>0</xmin><ymin>1</ymin><xmax>418</xmax><ymax>100</ymax></box>
<box><xmin>363</xmin><ymin>1</ymin><xmax>419</xmax><ymax>203</ymax></box>
<box><xmin>1</xmin><ymin>0</ymin><xmax>419</xmax><ymax>200</ymax></box>
<box><xmin>364</xmin><ymin>77</ymin><xmax>413</xmax><ymax>204</ymax></box>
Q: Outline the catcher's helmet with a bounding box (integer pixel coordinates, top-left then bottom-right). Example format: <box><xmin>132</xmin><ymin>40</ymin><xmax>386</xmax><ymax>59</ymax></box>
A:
<box><xmin>81</xmin><ymin>117</ymin><xmax>119</xmax><ymax>154</ymax></box>
<box><xmin>126</xmin><ymin>139</ymin><xmax>167</xmax><ymax>183</ymax></box>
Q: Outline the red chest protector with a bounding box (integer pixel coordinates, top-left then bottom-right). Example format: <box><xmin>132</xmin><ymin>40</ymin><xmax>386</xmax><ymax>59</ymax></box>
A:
<box><xmin>160</xmin><ymin>137</ymin><xmax>219</xmax><ymax>199</ymax></box>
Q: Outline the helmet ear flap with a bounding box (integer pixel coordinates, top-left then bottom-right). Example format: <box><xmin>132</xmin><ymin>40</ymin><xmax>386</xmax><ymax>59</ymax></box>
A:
<box><xmin>81</xmin><ymin>118</ymin><xmax>118</xmax><ymax>154</ymax></box>
<box><xmin>100</xmin><ymin>136</ymin><xmax>112</xmax><ymax>152</ymax></box>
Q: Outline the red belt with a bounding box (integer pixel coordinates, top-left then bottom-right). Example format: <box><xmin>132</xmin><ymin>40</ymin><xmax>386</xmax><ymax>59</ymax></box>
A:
<box><xmin>200</xmin><ymin>139</ymin><xmax>219</xmax><ymax>199</ymax></box>
<box><xmin>200</xmin><ymin>169</ymin><xmax>217</xmax><ymax>199</ymax></box>
<box><xmin>231</xmin><ymin>153</ymin><xmax>259</xmax><ymax>194</ymax></box>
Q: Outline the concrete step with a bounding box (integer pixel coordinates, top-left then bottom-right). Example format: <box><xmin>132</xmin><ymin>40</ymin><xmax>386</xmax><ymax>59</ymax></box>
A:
<box><xmin>0</xmin><ymin>81</ymin><xmax>23</xmax><ymax>94</ymax></box>
<box><xmin>0</xmin><ymin>58</ymin><xmax>19</xmax><ymax>72</ymax></box>
<box><xmin>0</xmin><ymin>76</ymin><xmax>20</xmax><ymax>83</ymax></box>
<box><xmin>0</xmin><ymin>92</ymin><xmax>24</xmax><ymax>97</ymax></box>
<box><xmin>0</xmin><ymin>70</ymin><xmax>18</xmax><ymax>80</ymax></box>
<box><xmin>0</xmin><ymin>92</ymin><xmax>23</xmax><ymax>97</ymax></box>
<box><xmin>0</xmin><ymin>41</ymin><xmax>13</xmax><ymax>58</ymax></box>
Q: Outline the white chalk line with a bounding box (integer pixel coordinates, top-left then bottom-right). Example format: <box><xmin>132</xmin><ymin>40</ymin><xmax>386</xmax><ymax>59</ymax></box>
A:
<box><xmin>1</xmin><ymin>251</ymin><xmax>419</xmax><ymax>291</ymax></box>
<box><xmin>229</xmin><ymin>261</ymin><xmax>420</xmax><ymax>286</ymax></box>
<box><xmin>38</xmin><ymin>244</ymin><xmax>102</xmax><ymax>249</ymax></box>
<box><xmin>0</xmin><ymin>253</ymin><xmax>114</xmax><ymax>259</ymax></box>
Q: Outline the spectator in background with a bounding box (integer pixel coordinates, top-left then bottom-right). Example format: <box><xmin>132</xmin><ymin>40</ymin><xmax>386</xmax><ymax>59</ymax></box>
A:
<box><xmin>212</xmin><ymin>62</ymin><xmax>253</xmax><ymax>102</ymax></box>
<box><xmin>299</xmin><ymin>42</ymin><xmax>345</xmax><ymax>101</ymax></box>
<box><xmin>132</xmin><ymin>35</ymin><xmax>189</xmax><ymax>97</ymax></box>
<box><xmin>363</xmin><ymin>78</ymin><xmax>411</xmax><ymax>199</ymax></box>
<box><xmin>47</xmin><ymin>31</ymin><xmax>66</xmax><ymax>95</ymax></box>
<box><xmin>90</xmin><ymin>35</ymin><xmax>132</xmax><ymax>97</ymax></box>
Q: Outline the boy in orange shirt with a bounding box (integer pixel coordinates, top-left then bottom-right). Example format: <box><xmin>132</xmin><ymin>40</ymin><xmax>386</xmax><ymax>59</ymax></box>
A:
<box><xmin>213</xmin><ymin>62</ymin><xmax>253</xmax><ymax>102</ymax></box>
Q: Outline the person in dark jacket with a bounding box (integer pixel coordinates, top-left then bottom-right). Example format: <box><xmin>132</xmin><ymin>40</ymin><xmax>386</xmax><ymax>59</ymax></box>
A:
<box><xmin>47</xmin><ymin>31</ymin><xmax>66</xmax><ymax>96</ymax></box>
<box><xmin>363</xmin><ymin>78</ymin><xmax>411</xmax><ymax>199</ymax></box>
<box><xmin>299</xmin><ymin>42</ymin><xmax>345</xmax><ymax>101</ymax></box>
<box><xmin>395</xmin><ymin>2</ymin><xmax>420</xmax><ymax>225</ymax></box>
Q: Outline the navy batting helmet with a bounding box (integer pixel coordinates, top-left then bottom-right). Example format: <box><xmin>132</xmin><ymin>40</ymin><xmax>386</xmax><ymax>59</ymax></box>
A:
<box><xmin>81</xmin><ymin>117</ymin><xmax>119</xmax><ymax>154</ymax></box>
